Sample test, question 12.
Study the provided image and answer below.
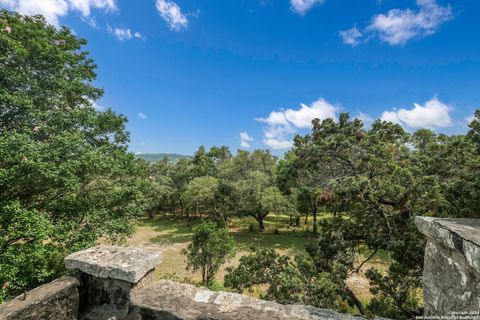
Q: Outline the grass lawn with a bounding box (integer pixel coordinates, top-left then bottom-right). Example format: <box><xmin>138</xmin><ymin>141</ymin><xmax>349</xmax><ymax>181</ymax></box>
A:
<box><xmin>126</xmin><ymin>214</ymin><xmax>310</xmax><ymax>282</ymax></box>
<box><xmin>124</xmin><ymin>213</ymin><xmax>390</xmax><ymax>303</ymax></box>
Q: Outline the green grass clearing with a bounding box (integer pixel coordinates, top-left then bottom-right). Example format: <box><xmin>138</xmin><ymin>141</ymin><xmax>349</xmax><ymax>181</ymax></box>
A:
<box><xmin>124</xmin><ymin>214</ymin><xmax>390</xmax><ymax>303</ymax></box>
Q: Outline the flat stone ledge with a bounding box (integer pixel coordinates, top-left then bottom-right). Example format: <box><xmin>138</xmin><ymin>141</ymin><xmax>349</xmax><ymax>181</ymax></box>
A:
<box><xmin>0</xmin><ymin>276</ymin><xmax>79</xmax><ymax>319</ymax></box>
<box><xmin>64</xmin><ymin>245</ymin><xmax>162</xmax><ymax>284</ymax></box>
<box><xmin>416</xmin><ymin>216</ymin><xmax>480</xmax><ymax>273</ymax></box>
<box><xmin>131</xmin><ymin>280</ymin><xmax>367</xmax><ymax>320</ymax></box>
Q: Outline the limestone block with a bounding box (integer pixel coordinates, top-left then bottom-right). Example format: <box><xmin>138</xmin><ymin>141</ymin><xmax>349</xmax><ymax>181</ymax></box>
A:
<box><xmin>416</xmin><ymin>216</ymin><xmax>480</xmax><ymax>314</ymax></box>
<box><xmin>129</xmin><ymin>280</ymin><xmax>368</xmax><ymax>320</ymax></box>
<box><xmin>0</xmin><ymin>276</ymin><xmax>79</xmax><ymax>320</ymax></box>
<box><xmin>64</xmin><ymin>245</ymin><xmax>162</xmax><ymax>284</ymax></box>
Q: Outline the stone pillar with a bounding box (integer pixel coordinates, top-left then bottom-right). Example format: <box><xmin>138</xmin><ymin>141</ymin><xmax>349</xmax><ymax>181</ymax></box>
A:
<box><xmin>416</xmin><ymin>217</ymin><xmax>480</xmax><ymax>315</ymax></box>
<box><xmin>64</xmin><ymin>245</ymin><xmax>162</xmax><ymax>319</ymax></box>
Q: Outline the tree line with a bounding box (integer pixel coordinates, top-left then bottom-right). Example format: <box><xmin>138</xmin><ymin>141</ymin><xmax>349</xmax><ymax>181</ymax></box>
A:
<box><xmin>1</xmin><ymin>10</ymin><xmax>480</xmax><ymax>319</ymax></box>
<box><xmin>143</xmin><ymin>146</ymin><xmax>293</xmax><ymax>231</ymax></box>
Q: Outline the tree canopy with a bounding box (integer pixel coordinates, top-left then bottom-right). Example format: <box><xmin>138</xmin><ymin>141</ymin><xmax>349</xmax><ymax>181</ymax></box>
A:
<box><xmin>0</xmin><ymin>10</ymin><xmax>147</xmax><ymax>299</ymax></box>
<box><xmin>181</xmin><ymin>221</ymin><xmax>235</xmax><ymax>285</ymax></box>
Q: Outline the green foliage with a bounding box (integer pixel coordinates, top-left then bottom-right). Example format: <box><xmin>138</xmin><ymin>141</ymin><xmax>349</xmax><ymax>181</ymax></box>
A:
<box><xmin>183</xmin><ymin>176</ymin><xmax>219</xmax><ymax>211</ymax></box>
<box><xmin>224</xmin><ymin>248</ymin><xmax>350</xmax><ymax>312</ymax></box>
<box><xmin>0</xmin><ymin>10</ymin><xmax>147</xmax><ymax>296</ymax></box>
<box><xmin>219</xmin><ymin>150</ymin><xmax>294</xmax><ymax>231</ymax></box>
<box><xmin>0</xmin><ymin>202</ymin><xmax>62</xmax><ymax>294</ymax></box>
<box><xmin>181</xmin><ymin>221</ymin><xmax>235</xmax><ymax>286</ymax></box>
<box><xmin>225</xmin><ymin>111</ymin><xmax>479</xmax><ymax>318</ymax></box>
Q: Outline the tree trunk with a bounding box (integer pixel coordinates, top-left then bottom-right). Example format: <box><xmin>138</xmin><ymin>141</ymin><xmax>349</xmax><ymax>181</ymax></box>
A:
<box><xmin>345</xmin><ymin>287</ymin><xmax>366</xmax><ymax>315</ymax></box>
<box><xmin>214</xmin><ymin>206</ymin><xmax>228</xmax><ymax>228</ymax></box>
<box><xmin>148</xmin><ymin>210</ymin><xmax>154</xmax><ymax>220</ymax></box>
<box><xmin>201</xmin><ymin>266</ymin><xmax>206</xmax><ymax>285</ymax></box>
<box><xmin>313</xmin><ymin>204</ymin><xmax>318</xmax><ymax>234</ymax></box>
<box><xmin>257</xmin><ymin>216</ymin><xmax>265</xmax><ymax>232</ymax></box>
<box><xmin>304</xmin><ymin>211</ymin><xmax>309</xmax><ymax>224</ymax></box>
<box><xmin>295</xmin><ymin>215</ymin><xmax>300</xmax><ymax>226</ymax></box>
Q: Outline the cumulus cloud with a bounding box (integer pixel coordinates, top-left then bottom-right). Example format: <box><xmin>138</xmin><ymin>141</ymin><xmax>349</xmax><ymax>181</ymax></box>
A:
<box><xmin>355</xmin><ymin>112</ymin><xmax>374</xmax><ymax>125</ymax></box>
<box><xmin>285</xmin><ymin>98</ymin><xmax>336</xmax><ymax>128</ymax></box>
<box><xmin>240</xmin><ymin>132</ymin><xmax>254</xmax><ymax>148</ymax></box>
<box><xmin>0</xmin><ymin>0</ymin><xmax>116</xmax><ymax>26</ymax></box>
<box><xmin>381</xmin><ymin>97</ymin><xmax>453</xmax><ymax>129</ymax></box>
<box><xmin>256</xmin><ymin>98</ymin><xmax>337</xmax><ymax>149</ymax></box>
<box><xmin>290</xmin><ymin>0</ymin><xmax>324</xmax><ymax>15</ymax></box>
<box><xmin>380</xmin><ymin>110</ymin><xmax>402</xmax><ymax>125</ymax></box>
<box><xmin>155</xmin><ymin>0</ymin><xmax>188</xmax><ymax>31</ymax></box>
<box><xmin>340</xmin><ymin>0</ymin><xmax>452</xmax><ymax>46</ymax></box>
<box><xmin>339</xmin><ymin>27</ymin><xmax>362</xmax><ymax>46</ymax></box>
<box><xmin>108</xmin><ymin>26</ymin><xmax>143</xmax><ymax>41</ymax></box>
<box><xmin>137</xmin><ymin>112</ymin><xmax>147</xmax><ymax>119</ymax></box>
<box><xmin>368</xmin><ymin>0</ymin><xmax>452</xmax><ymax>45</ymax></box>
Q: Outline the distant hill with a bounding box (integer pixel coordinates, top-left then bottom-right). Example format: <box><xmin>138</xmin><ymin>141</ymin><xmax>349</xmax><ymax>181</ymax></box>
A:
<box><xmin>135</xmin><ymin>153</ymin><xmax>191</xmax><ymax>163</ymax></box>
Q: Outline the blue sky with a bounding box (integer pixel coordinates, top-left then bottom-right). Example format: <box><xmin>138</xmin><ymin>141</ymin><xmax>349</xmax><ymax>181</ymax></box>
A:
<box><xmin>2</xmin><ymin>0</ymin><xmax>479</xmax><ymax>155</ymax></box>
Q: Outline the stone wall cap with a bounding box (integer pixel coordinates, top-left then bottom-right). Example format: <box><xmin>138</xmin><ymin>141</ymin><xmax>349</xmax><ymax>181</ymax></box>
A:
<box><xmin>0</xmin><ymin>276</ymin><xmax>79</xmax><ymax>319</ymax></box>
<box><xmin>131</xmin><ymin>280</ymin><xmax>370</xmax><ymax>320</ymax></box>
<box><xmin>416</xmin><ymin>216</ymin><xmax>480</xmax><ymax>273</ymax></box>
<box><xmin>64</xmin><ymin>245</ymin><xmax>162</xmax><ymax>283</ymax></box>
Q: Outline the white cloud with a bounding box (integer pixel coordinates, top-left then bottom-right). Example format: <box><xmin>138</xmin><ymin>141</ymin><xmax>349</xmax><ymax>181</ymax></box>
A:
<box><xmin>257</xmin><ymin>98</ymin><xmax>337</xmax><ymax>149</ymax></box>
<box><xmin>262</xmin><ymin>121</ymin><xmax>295</xmax><ymax>149</ymax></box>
<box><xmin>368</xmin><ymin>0</ymin><xmax>452</xmax><ymax>45</ymax></box>
<box><xmin>355</xmin><ymin>112</ymin><xmax>374</xmax><ymax>125</ymax></box>
<box><xmin>340</xmin><ymin>26</ymin><xmax>362</xmax><ymax>46</ymax></box>
<box><xmin>240</xmin><ymin>132</ymin><xmax>254</xmax><ymax>148</ymax></box>
<box><xmin>290</xmin><ymin>0</ymin><xmax>324</xmax><ymax>15</ymax></box>
<box><xmin>256</xmin><ymin>110</ymin><xmax>289</xmax><ymax>126</ymax></box>
<box><xmin>381</xmin><ymin>97</ymin><xmax>453</xmax><ymax>129</ymax></box>
<box><xmin>108</xmin><ymin>26</ymin><xmax>143</xmax><ymax>41</ymax></box>
<box><xmin>0</xmin><ymin>0</ymin><xmax>116</xmax><ymax>26</ymax></box>
<box><xmin>341</xmin><ymin>0</ymin><xmax>452</xmax><ymax>46</ymax></box>
<box><xmin>137</xmin><ymin>112</ymin><xmax>147</xmax><ymax>119</ymax></box>
<box><xmin>285</xmin><ymin>98</ymin><xmax>336</xmax><ymax>128</ymax></box>
<box><xmin>263</xmin><ymin>138</ymin><xmax>294</xmax><ymax>150</ymax></box>
<box><xmin>465</xmin><ymin>114</ymin><xmax>475</xmax><ymax>124</ymax></box>
<box><xmin>68</xmin><ymin>0</ymin><xmax>115</xmax><ymax>17</ymax></box>
<box><xmin>380</xmin><ymin>110</ymin><xmax>402</xmax><ymax>125</ymax></box>
<box><xmin>155</xmin><ymin>0</ymin><xmax>188</xmax><ymax>31</ymax></box>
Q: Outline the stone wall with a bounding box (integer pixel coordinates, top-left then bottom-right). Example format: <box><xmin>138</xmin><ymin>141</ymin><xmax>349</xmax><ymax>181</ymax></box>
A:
<box><xmin>130</xmin><ymin>280</ymin><xmax>360</xmax><ymax>320</ymax></box>
<box><xmin>0</xmin><ymin>246</ymin><xmax>366</xmax><ymax>320</ymax></box>
<box><xmin>1</xmin><ymin>218</ymin><xmax>479</xmax><ymax>319</ymax></box>
<box><xmin>416</xmin><ymin>217</ymin><xmax>480</xmax><ymax>315</ymax></box>
<box><xmin>0</xmin><ymin>276</ymin><xmax>79</xmax><ymax>320</ymax></box>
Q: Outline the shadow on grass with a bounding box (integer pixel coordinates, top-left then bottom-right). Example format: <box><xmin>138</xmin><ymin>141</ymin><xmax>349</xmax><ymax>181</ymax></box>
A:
<box><xmin>136</xmin><ymin>214</ymin><xmax>316</xmax><ymax>254</ymax></box>
<box><xmin>136</xmin><ymin>217</ymin><xmax>195</xmax><ymax>245</ymax></box>
<box><xmin>231</xmin><ymin>230</ymin><xmax>310</xmax><ymax>253</ymax></box>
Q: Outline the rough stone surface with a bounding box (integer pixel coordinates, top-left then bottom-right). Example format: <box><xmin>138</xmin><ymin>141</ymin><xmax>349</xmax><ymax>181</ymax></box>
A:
<box><xmin>0</xmin><ymin>276</ymin><xmax>79</xmax><ymax>320</ymax></box>
<box><xmin>1</xmin><ymin>246</ymin><xmax>390</xmax><ymax>320</ymax></box>
<box><xmin>81</xmin><ymin>304</ymin><xmax>123</xmax><ymax>320</ymax></box>
<box><xmin>416</xmin><ymin>217</ymin><xmax>480</xmax><ymax>315</ymax></box>
<box><xmin>64</xmin><ymin>245</ymin><xmax>162</xmax><ymax>284</ymax></box>
<box><xmin>77</xmin><ymin>273</ymin><xmax>134</xmax><ymax>317</ymax></box>
<box><xmin>129</xmin><ymin>280</ymin><xmax>364</xmax><ymax>320</ymax></box>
